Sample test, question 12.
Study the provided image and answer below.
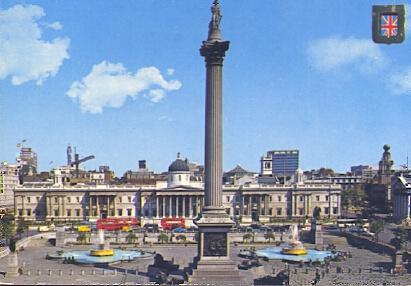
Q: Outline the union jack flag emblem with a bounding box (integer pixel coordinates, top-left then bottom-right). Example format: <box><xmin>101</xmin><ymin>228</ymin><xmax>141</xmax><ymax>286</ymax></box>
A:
<box><xmin>380</xmin><ymin>14</ymin><xmax>398</xmax><ymax>38</ymax></box>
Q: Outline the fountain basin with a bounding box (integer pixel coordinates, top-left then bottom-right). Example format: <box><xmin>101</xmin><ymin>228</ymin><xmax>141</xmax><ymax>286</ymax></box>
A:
<box><xmin>256</xmin><ymin>246</ymin><xmax>335</xmax><ymax>263</ymax></box>
<box><xmin>89</xmin><ymin>249</ymin><xmax>115</xmax><ymax>257</ymax></box>
<box><xmin>47</xmin><ymin>249</ymin><xmax>153</xmax><ymax>265</ymax></box>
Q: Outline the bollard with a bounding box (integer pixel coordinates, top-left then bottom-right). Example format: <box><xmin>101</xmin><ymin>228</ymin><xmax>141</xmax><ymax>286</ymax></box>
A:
<box><xmin>80</xmin><ymin>270</ymin><xmax>84</xmax><ymax>276</ymax></box>
<box><xmin>91</xmin><ymin>269</ymin><xmax>95</xmax><ymax>275</ymax></box>
<box><xmin>294</xmin><ymin>268</ymin><xmax>297</xmax><ymax>274</ymax></box>
<box><xmin>102</xmin><ymin>269</ymin><xmax>105</xmax><ymax>276</ymax></box>
<box><xmin>113</xmin><ymin>269</ymin><xmax>117</xmax><ymax>276</ymax></box>
<box><xmin>59</xmin><ymin>269</ymin><xmax>63</xmax><ymax>276</ymax></box>
<box><xmin>48</xmin><ymin>269</ymin><xmax>52</xmax><ymax>276</ymax></box>
<box><xmin>272</xmin><ymin>267</ymin><xmax>275</xmax><ymax>274</ymax></box>
<box><xmin>27</xmin><ymin>270</ymin><xmax>31</xmax><ymax>276</ymax></box>
<box><xmin>37</xmin><ymin>270</ymin><xmax>41</xmax><ymax>276</ymax></box>
<box><xmin>305</xmin><ymin>268</ymin><xmax>309</xmax><ymax>274</ymax></box>
<box><xmin>70</xmin><ymin>269</ymin><xmax>74</xmax><ymax>276</ymax></box>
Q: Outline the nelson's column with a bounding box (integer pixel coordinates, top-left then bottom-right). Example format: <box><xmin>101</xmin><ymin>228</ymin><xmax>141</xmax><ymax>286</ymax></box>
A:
<box><xmin>189</xmin><ymin>1</ymin><xmax>244</xmax><ymax>284</ymax></box>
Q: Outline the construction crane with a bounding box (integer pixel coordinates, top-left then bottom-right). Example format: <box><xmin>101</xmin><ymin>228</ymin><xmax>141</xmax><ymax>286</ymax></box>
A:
<box><xmin>70</xmin><ymin>152</ymin><xmax>95</xmax><ymax>178</ymax></box>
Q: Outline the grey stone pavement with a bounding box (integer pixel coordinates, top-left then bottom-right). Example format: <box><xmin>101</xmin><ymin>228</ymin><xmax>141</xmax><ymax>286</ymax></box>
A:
<box><xmin>0</xmin><ymin>234</ymin><xmax>410</xmax><ymax>285</ymax></box>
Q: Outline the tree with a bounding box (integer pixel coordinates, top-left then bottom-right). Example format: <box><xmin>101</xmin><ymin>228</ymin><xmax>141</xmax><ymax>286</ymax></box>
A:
<box><xmin>264</xmin><ymin>232</ymin><xmax>275</xmax><ymax>243</ymax></box>
<box><xmin>76</xmin><ymin>232</ymin><xmax>88</xmax><ymax>244</ymax></box>
<box><xmin>370</xmin><ymin>220</ymin><xmax>384</xmax><ymax>242</ymax></box>
<box><xmin>341</xmin><ymin>186</ymin><xmax>366</xmax><ymax>211</ymax></box>
<box><xmin>243</xmin><ymin>233</ymin><xmax>253</xmax><ymax>243</ymax></box>
<box><xmin>175</xmin><ymin>234</ymin><xmax>187</xmax><ymax>243</ymax></box>
<box><xmin>158</xmin><ymin>233</ymin><xmax>168</xmax><ymax>244</ymax></box>
<box><xmin>16</xmin><ymin>220</ymin><xmax>29</xmax><ymax>238</ymax></box>
<box><xmin>0</xmin><ymin>218</ymin><xmax>15</xmax><ymax>243</ymax></box>
<box><xmin>126</xmin><ymin>233</ymin><xmax>138</xmax><ymax>244</ymax></box>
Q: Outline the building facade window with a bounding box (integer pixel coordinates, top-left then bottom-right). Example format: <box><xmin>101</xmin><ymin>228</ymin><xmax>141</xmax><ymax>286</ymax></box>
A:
<box><xmin>127</xmin><ymin>208</ymin><xmax>132</xmax><ymax>216</ymax></box>
<box><xmin>76</xmin><ymin>209</ymin><xmax>80</xmax><ymax>217</ymax></box>
<box><xmin>316</xmin><ymin>195</ymin><xmax>320</xmax><ymax>201</ymax></box>
<box><xmin>26</xmin><ymin>209</ymin><xmax>31</xmax><ymax>216</ymax></box>
<box><xmin>76</xmin><ymin>197</ymin><xmax>80</xmax><ymax>203</ymax></box>
<box><xmin>324</xmin><ymin>207</ymin><xmax>329</xmax><ymax>214</ymax></box>
<box><xmin>299</xmin><ymin>196</ymin><xmax>303</xmax><ymax>202</ymax></box>
<box><xmin>276</xmin><ymin>208</ymin><xmax>282</xmax><ymax>216</ymax></box>
<box><xmin>299</xmin><ymin>208</ymin><xmax>304</xmax><ymax>215</ymax></box>
<box><xmin>333</xmin><ymin>207</ymin><xmax>338</xmax><ymax>214</ymax></box>
<box><xmin>67</xmin><ymin>197</ymin><xmax>71</xmax><ymax>203</ymax></box>
<box><xmin>54</xmin><ymin>197</ymin><xmax>58</xmax><ymax>203</ymax></box>
<box><xmin>54</xmin><ymin>210</ymin><xmax>59</xmax><ymax>216</ymax></box>
<box><xmin>67</xmin><ymin>209</ymin><xmax>71</xmax><ymax>217</ymax></box>
<box><xmin>278</xmin><ymin>196</ymin><xmax>282</xmax><ymax>202</ymax></box>
<box><xmin>128</xmin><ymin>196</ymin><xmax>132</xmax><ymax>203</ymax></box>
<box><xmin>27</xmin><ymin>197</ymin><xmax>31</xmax><ymax>203</ymax></box>
<box><xmin>269</xmin><ymin>208</ymin><xmax>273</xmax><ymax>215</ymax></box>
<box><xmin>325</xmin><ymin>195</ymin><xmax>329</xmax><ymax>201</ymax></box>
<box><xmin>226</xmin><ymin>196</ymin><xmax>230</xmax><ymax>203</ymax></box>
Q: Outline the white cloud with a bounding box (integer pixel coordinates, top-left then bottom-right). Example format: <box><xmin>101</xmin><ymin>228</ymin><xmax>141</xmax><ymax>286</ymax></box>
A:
<box><xmin>48</xmin><ymin>21</ymin><xmax>63</xmax><ymax>30</ymax></box>
<box><xmin>67</xmin><ymin>61</ymin><xmax>182</xmax><ymax>113</ymax></box>
<box><xmin>307</xmin><ymin>36</ymin><xmax>386</xmax><ymax>72</ymax></box>
<box><xmin>390</xmin><ymin>67</ymin><xmax>411</xmax><ymax>94</ymax></box>
<box><xmin>167</xmin><ymin>68</ymin><xmax>175</xmax><ymax>76</ymax></box>
<box><xmin>0</xmin><ymin>4</ymin><xmax>70</xmax><ymax>85</ymax></box>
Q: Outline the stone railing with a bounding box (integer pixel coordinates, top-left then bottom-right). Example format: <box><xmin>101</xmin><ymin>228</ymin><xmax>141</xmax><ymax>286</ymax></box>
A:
<box><xmin>0</xmin><ymin>232</ymin><xmax>56</xmax><ymax>260</ymax></box>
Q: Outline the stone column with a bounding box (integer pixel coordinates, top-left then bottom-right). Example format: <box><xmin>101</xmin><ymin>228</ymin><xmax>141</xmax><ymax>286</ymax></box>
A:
<box><xmin>176</xmin><ymin>196</ymin><xmax>180</xmax><ymax>217</ymax></box>
<box><xmin>264</xmin><ymin>195</ymin><xmax>269</xmax><ymax>215</ymax></box>
<box><xmin>247</xmin><ymin>195</ymin><xmax>252</xmax><ymax>215</ymax></box>
<box><xmin>189</xmin><ymin>196</ymin><xmax>193</xmax><ymax>218</ymax></box>
<box><xmin>106</xmin><ymin>196</ymin><xmax>110</xmax><ymax>216</ymax></box>
<box><xmin>201</xmin><ymin>29</ymin><xmax>229</xmax><ymax>211</ymax></box>
<box><xmin>241</xmin><ymin>195</ymin><xmax>245</xmax><ymax>215</ymax></box>
<box><xmin>169</xmin><ymin>196</ymin><xmax>173</xmax><ymax>217</ymax></box>
<box><xmin>88</xmin><ymin>196</ymin><xmax>93</xmax><ymax>218</ymax></box>
<box><xmin>162</xmin><ymin>196</ymin><xmax>166</xmax><ymax>218</ymax></box>
<box><xmin>96</xmin><ymin>196</ymin><xmax>100</xmax><ymax>218</ymax></box>
<box><xmin>62</xmin><ymin>196</ymin><xmax>66</xmax><ymax>218</ymax></box>
<box><xmin>156</xmin><ymin>196</ymin><xmax>160</xmax><ymax>218</ymax></box>
<box><xmin>21</xmin><ymin>195</ymin><xmax>26</xmax><ymax>217</ymax></box>
<box><xmin>113</xmin><ymin>196</ymin><xmax>117</xmax><ymax>217</ymax></box>
<box><xmin>182</xmin><ymin>196</ymin><xmax>186</xmax><ymax>218</ymax></box>
<box><xmin>57</xmin><ymin>196</ymin><xmax>62</xmax><ymax>217</ymax></box>
<box><xmin>14</xmin><ymin>196</ymin><xmax>18</xmax><ymax>217</ymax></box>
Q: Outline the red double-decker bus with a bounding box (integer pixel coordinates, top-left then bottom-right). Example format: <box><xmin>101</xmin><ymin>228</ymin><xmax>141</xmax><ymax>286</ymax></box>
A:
<box><xmin>97</xmin><ymin>217</ymin><xmax>140</xmax><ymax>231</ymax></box>
<box><xmin>161</xmin><ymin>217</ymin><xmax>185</xmax><ymax>230</ymax></box>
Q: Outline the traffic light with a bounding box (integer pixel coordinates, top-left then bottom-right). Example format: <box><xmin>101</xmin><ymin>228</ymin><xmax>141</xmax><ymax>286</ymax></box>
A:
<box><xmin>372</xmin><ymin>5</ymin><xmax>405</xmax><ymax>44</ymax></box>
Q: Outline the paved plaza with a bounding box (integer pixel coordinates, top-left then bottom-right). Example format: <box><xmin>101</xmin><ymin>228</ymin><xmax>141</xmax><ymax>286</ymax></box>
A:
<box><xmin>0</xmin><ymin>233</ymin><xmax>410</xmax><ymax>285</ymax></box>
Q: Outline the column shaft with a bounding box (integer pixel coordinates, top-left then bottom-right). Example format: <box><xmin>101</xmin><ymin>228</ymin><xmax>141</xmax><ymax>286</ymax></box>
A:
<box><xmin>204</xmin><ymin>60</ymin><xmax>223</xmax><ymax>208</ymax></box>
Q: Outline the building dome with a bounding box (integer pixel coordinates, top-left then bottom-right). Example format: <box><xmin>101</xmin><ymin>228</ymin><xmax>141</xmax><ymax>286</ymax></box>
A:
<box><xmin>168</xmin><ymin>153</ymin><xmax>190</xmax><ymax>172</ymax></box>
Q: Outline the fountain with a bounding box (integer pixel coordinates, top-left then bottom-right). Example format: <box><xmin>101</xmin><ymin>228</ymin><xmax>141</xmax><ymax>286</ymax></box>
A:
<box><xmin>281</xmin><ymin>224</ymin><xmax>307</xmax><ymax>255</ymax></box>
<box><xmin>47</xmin><ymin>228</ymin><xmax>153</xmax><ymax>265</ymax></box>
<box><xmin>89</xmin><ymin>229</ymin><xmax>114</xmax><ymax>257</ymax></box>
<box><xmin>255</xmin><ymin>224</ymin><xmax>336</xmax><ymax>262</ymax></box>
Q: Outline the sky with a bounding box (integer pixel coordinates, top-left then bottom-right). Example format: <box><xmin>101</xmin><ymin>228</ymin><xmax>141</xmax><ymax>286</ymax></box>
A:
<box><xmin>1</xmin><ymin>0</ymin><xmax>411</xmax><ymax>176</ymax></box>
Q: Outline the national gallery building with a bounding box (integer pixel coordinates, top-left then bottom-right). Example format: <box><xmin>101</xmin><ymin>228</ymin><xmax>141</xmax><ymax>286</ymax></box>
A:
<box><xmin>14</xmin><ymin>157</ymin><xmax>341</xmax><ymax>226</ymax></box>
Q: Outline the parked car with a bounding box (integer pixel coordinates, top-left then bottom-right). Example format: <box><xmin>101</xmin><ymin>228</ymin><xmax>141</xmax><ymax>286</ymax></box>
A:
<box><xmin>144</xmin><ymin>223</ymin><xmax>159</xmax><ymax>233</ymax></box>
<box><xmin>172</xmin><ymin>227</ymin><xmax>187</xmax><ymax>233</ymax></box>
<box><xmin>0</xmin><ymin>239</ymin><xmax>7</xmax><ymax>247</ymax></box>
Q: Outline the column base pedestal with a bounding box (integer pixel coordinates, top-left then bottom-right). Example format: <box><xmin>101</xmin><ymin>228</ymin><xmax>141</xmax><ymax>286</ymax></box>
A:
<box><xmin>189</xmin><ymin>207</ymin><xmax>246</xmax><ymax>285</ymax></box>
<box><xmin>6</xmin><ymin>253</ymin><xmax>19</xmax><ymax>278</ymax></box>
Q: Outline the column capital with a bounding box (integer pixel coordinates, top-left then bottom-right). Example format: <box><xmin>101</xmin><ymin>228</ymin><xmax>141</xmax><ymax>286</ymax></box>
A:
<box><xmin>200</xmin><ymin>40</ymin><xmax>229</xmax><ymax>65</ymax></box>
